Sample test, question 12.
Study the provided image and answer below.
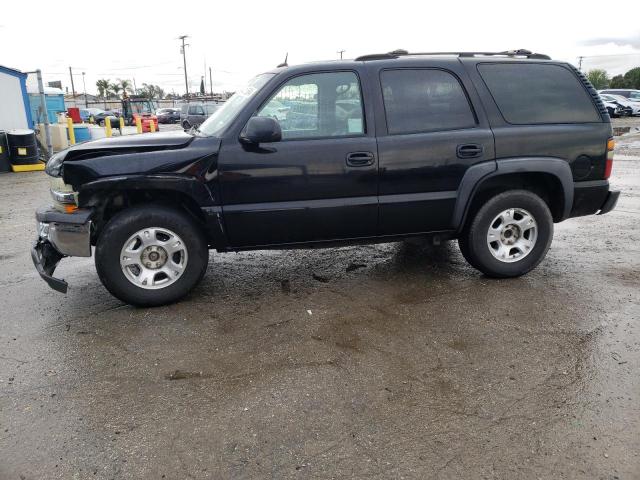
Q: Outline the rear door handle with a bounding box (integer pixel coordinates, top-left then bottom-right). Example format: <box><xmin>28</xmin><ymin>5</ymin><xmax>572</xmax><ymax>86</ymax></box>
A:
<box><xmin>456</xmin><ymin>144</ymin><xmax>483</xmax><ymax>159</ymax></box>
<box><xmin>346</xmin><ymin>151</ymin><xmax>374</xmax><ymax>167</ymax></box>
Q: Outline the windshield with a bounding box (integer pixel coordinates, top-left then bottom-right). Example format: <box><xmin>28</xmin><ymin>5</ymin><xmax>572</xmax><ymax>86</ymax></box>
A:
<box><xmin>630</xmin><ymin>92</ymin><xmax>640</xmax><ymax>101</ymax></box>
<box><xmin>198</xmin><ymin>73</ymin><xmax>274</xmax><ymax>136</ymax></box>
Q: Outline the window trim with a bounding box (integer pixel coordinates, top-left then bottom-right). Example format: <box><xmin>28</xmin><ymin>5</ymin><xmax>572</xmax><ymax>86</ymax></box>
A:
<box><xmin>379</xmin><ymin>67</ymin><xmax>479</xmax><ymax>137</ymax></box>
<box><xmin>476</xmin><ymin>61</ymin><xmax>602</xmax><ymax>126</ymax></box>
<box><xmin>251</xmin><ymin>69</ymin><xmax>367</xmax><ymax>142</ymax></box>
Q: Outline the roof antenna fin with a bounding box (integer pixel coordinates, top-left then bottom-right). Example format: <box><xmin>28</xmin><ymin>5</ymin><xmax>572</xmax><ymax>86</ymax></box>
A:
<box><xmin>277</xmin><ymin>53</ymin><xmax>288</xmax><ymax>68</ymax></box>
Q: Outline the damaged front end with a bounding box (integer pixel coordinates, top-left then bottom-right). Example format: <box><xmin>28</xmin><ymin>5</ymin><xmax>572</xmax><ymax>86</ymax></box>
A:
<box><xmin>31</xmin><ymin>207</ymin><xmax>93</xmax><ymax>293</ymax></box>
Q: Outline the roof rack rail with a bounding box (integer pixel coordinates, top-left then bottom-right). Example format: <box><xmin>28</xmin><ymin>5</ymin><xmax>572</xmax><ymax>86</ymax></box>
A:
<box><xmin>355</xmin><ymin>49</ymin><xmax>551</xmax><ymax>61</ymax></box>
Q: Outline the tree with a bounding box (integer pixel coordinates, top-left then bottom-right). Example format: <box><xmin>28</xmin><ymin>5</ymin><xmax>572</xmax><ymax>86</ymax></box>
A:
<box><xmin>96</xmin><ymin>79</ymin><xmax>111</xmax><ymax>98</ymax></box>
<box><xmin>623</xmin><ymin>67</ymin><xmax>640</xmax><ymax>90</ymax></box>
<box><xmin>118</xmin><ymin>79</ymin><xmax>133</xmax><ymax>97</ymax></box>
<box><xmin>586</xmin><ymin>69</ymin><xmax>609</xmax><ymax>90</ymax></box>
<box><xmin>139</xmin><ymin>83</ymin><xmax>165</xmax><ymax>100</ymax></box>
<box><xmin>609</xmin><ymin>75</ymin><xmax>627</xmax><ymax>88</ymax></box>
<box><xmin>109</xmin><ymin>82</ymin><xmax>122</xmax><ymax>99</ymax></box>
<box><xmin>200</xmin><ymin>77</ymin><xmax>205</xmax><ymax>95</ymax></box>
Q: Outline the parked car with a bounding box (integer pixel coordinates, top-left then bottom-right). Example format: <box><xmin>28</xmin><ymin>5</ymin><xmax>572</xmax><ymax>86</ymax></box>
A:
<box><xmin>34</xmin><ymin>49</ymin><xmax>619</xmax><ymax>306</ymax></box>
<box><xmin>86</xmin><ymin>108</ymin><xmax>121</xmax><ymax>126</ymax></box>
<box><xmin>600</xmin><ymin>97</ymin><xmax>630</xmax><ymax>118</ymax></box>
<box><xmin>180</xmin><ymin>103</ymin><xmax>220</xmax><ymax>129</ymax></box>
<box><xmin>599</xmin><ymin>89</ymin><xmax>640</xmax><ymax>102</ymax></box>
<box><xmin>599</xmin><ymin>94</ymin><xmax>640</xmax><ymax>116</ymax></box>
<box><xmin>78</xmin><ymin>109</ymin><xmax>91</xmax><ymax>122</ymax></box>
<box><xmin>156</xmin><ymin>108</ymin><xmax>181</xmax><ymax>124</ymax></box>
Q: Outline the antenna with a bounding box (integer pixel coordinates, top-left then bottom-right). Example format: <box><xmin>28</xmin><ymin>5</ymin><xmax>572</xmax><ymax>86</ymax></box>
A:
<box><xmin>277</xmin><ymin>53</ymin><xmax>288</xmax><ymax>68</ymax></box>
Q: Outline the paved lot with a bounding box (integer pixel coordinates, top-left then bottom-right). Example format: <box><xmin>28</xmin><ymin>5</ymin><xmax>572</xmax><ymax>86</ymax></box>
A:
<box><xmin>1</xmin><ymin>125</ymin><xmax>639</xmax><ymax>479</ymax></box>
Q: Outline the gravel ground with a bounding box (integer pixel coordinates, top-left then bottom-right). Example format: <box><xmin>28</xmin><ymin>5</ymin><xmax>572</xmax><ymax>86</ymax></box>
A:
<box><xmin>0</xmin><ymin>120</ymin><xmax>638</xmax><ymax>479</ymax></box>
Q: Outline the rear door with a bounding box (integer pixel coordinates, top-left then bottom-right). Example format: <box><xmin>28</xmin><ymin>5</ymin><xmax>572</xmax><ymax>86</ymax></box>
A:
<box><xmin>218</xmin><ymin>69</ymin><xmax>378</xmax><ymax>247</ymax></box>
<box><xmin>373</xmin><ymin>63</ymin><xmax>495</xmax><ymax>234</ymax></box>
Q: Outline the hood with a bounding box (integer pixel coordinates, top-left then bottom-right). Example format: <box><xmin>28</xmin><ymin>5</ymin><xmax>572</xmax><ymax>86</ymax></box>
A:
<box><xmin>61</xmin><ymin>133</ymin><xmax>221</xmax><ymax>187</ymax></box>
<box><xmin>65</xmin><ymin>130</ymin><xmax>194</xmax><ymax>160</ymax></box>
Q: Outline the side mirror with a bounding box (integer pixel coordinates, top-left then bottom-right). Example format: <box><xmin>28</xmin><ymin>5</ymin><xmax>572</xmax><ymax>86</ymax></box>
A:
<box><xmin>239</xmin><ymin>116</ymin><xmax>282</xmax><ymax>145</ymax></box>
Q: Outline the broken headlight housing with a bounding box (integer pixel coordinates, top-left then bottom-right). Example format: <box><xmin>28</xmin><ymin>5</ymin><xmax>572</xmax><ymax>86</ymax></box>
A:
<box><xmin>45</xmin><ymin>150</ymin><xmax>66</xmax><ymax>177</ymax></box>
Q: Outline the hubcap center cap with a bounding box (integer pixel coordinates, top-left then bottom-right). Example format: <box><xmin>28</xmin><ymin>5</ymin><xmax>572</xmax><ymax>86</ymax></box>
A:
<box><xmin>501</xmin><ymin>224</ymin><xmax>520</xmax><ymax>245</ymax></box>
<box><xmin>140</xmin><ymin>245</ymin><xmax>168</xmax><ymax>269</ymax></box>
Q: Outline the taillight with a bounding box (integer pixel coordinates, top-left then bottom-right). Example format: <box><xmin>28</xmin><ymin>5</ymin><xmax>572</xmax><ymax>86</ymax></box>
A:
<box><xmin>604</xmin><ymin>138</ymin><xmax>614</xmax><ymax>179</ymax></box>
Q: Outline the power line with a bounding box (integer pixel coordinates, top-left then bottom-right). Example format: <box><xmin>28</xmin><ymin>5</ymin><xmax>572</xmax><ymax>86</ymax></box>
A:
<box><xmin>577</xmin><ymin>53</ymin><xmax>640</xmax><ymax>58</ymax></box>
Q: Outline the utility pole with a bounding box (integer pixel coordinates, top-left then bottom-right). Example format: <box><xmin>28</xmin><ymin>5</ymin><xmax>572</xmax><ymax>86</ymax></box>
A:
<box><xmin>209</xmin><ymin>67</ymin><xmax>213</xmax><ymax>97</ymax></box>
<box><xmin>179</xmin><ymin>35</ymin><xmax>189</xmax><ymax>97</ymax></box>
<box><xmin>68</xmin><ymin>66</ymin><xmax>76</xmax><ymax>100</ymax></box>
<box><xmin>132</xmin><ymin>77</ymin><xmax>138</xmax><ymax>95</ymax></box>
<box><xmin>82</xmin><ymin>72</ymin><xmax>87</xmax><ymax>107</ymax></box>
<box><xmin>337</xmin><ymin>49</ymin><xmax>345</xmax><ymax>60</ymax></box>
<box><xmin>578</xmin><ymin>56</ymin><xmax>584</xmax><ymax>71</ymax></box>
<box><xmin>30</xmin><ymin>69</ymin><xmax>52</xmax><ymax>158</ymax></box>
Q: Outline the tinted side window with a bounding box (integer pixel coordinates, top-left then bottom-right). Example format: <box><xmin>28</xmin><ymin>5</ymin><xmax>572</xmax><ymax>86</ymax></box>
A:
<box><xmin>478</xmin><ymin>63</ymin><xmax>600</xmax><ymax>124</ymax></box>
<box><xmin>380</xmin><ymin>69</ymin><xmax>476</xmax><ymax>135</ymax></box>
<box><xmin>257</xmin><ymin>71</ymin><xmax>364</xmax><ymax>140</ymax></box>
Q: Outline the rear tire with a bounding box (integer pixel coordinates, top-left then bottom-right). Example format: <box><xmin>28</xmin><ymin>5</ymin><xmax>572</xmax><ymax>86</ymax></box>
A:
<box><xmin>95</xmin><ymin>204</ymin><xmax>209</xmax><ymax>307</ymax></box>
<box><xmin>458</xmin><ymin>190</ymin><xmax>553</xmax><ymax>278</ymax></box>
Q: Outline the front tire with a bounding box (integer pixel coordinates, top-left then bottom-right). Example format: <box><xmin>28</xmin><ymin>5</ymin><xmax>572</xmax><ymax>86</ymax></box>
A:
<box><xmin>95</xmin><ymin>205</ymin><xmax>209</xmax><ymax>307</ymax></box>
<box><xmin>458</xmin><ymin>190</ymin><xmax>553</xmax><ymax>278</ymax></box>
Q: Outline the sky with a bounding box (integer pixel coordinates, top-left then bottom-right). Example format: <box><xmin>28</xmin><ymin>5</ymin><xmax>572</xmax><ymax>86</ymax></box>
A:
<box><xmin>0</xmin><ymin>0</ymin><xmax>638</xmax><ymax>96</ymax></box>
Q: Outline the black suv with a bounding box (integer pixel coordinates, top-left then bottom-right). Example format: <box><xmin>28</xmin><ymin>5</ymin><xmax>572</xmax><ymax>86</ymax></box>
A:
<box><xmin>33</xmin><ymin>49</ymin><xmax>620</xmax><ymax>306</ymax></box>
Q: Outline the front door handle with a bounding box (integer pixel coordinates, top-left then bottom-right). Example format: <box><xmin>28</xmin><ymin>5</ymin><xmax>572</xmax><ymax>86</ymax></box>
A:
<box><xmin>456</xmin><ymin>144</ymin><xmax>483</xmax><ymax>159</ymax></box>
<box><xmin>346</xmin><ymin>151</ymin><xmax>374</xmax><ymax>167</ymax></box>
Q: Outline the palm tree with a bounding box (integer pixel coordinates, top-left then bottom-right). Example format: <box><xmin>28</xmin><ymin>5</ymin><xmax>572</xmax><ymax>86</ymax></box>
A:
<box><xmin>118</xmin><ymin>79</ymin><xmax>133</xmax><ymax>97</ymax></box>
<box><xmin>140</xmin><ymin>83</ymin><xmax>166</xmax><ymax>100</ymax></box>
<box><xmin>109</xmin><ymin>82</ymin><xmax>122</xmax><ymax>99</ymax></box>
<box><xmin>96</xmin><ymin>79</ymin><xmax>111</xmax><ymax>99</ymax></box>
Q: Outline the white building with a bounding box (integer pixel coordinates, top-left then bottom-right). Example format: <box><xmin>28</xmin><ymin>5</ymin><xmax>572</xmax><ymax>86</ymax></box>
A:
<box><xmin>0</xmin><ymin>65</ymin><xmax>33</xmax><ymax>131</ymax></box>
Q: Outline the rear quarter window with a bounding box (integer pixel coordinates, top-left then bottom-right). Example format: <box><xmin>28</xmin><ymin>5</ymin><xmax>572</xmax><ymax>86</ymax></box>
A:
<box><xmin>477</xmin><ymin>63</ymin><xmax>600</xmax><ymax>124</ymax></box>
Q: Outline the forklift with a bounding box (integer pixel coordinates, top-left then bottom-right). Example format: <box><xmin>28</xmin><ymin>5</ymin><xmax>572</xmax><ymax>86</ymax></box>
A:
<box><xmin>121</xmin><ymin>94</ymin><xmax>159</xmax><ymax>132</ymax></box>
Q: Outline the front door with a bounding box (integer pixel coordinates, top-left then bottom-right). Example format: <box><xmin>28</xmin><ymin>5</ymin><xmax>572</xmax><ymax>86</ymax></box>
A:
<box><xmin>218</xmin><ymin>70</ymin><xmax>378</xmax><ymax>247</ymax></box>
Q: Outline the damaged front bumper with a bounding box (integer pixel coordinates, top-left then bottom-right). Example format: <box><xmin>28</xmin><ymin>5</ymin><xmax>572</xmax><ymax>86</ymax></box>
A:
<box><xmin>31</xmin><ymin>207</ymin><xmax>93</xmax><ymax>293</ymax></box>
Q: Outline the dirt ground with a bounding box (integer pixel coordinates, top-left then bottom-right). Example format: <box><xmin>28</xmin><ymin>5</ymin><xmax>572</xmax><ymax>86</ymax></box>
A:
<box><xmin>1</xmin><ymin>121</ymin><xmax>638</xmax><ymax>479</ymax></box>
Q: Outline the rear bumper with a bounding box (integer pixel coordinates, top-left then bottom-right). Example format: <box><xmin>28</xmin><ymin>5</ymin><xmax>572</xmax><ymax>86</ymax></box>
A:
<box><xmin>597</xmin><ymin>190</ymin><xmax>620</xmax><ymax>215</ymax></box>
<box><xmin>31</xmin><ymin>206</ymin><xmax>93</xmax><ymax>293</ymax></box>
<box><xmin>570</xmin><ymin>181</ymin><xmax>619</xmax><ymax>218</ymax></box>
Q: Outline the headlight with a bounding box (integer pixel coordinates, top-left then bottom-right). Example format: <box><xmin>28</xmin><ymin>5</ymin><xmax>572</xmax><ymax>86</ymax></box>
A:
<box><xmin>49</xmin><ymin>177</ymin><xmax>78</xmax><ymax>210</ymax></box>
<box><xmin>45</xmin><ymin>150</ymin><xmax>67</xmax><ymax>177</ymax></box>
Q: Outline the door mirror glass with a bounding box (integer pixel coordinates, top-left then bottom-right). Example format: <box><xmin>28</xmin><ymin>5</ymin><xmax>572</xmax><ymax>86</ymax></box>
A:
<box><xmin>239</xmin><ymin>116</ymin><xmax>282</xmax><ymax>145</ymax></box>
